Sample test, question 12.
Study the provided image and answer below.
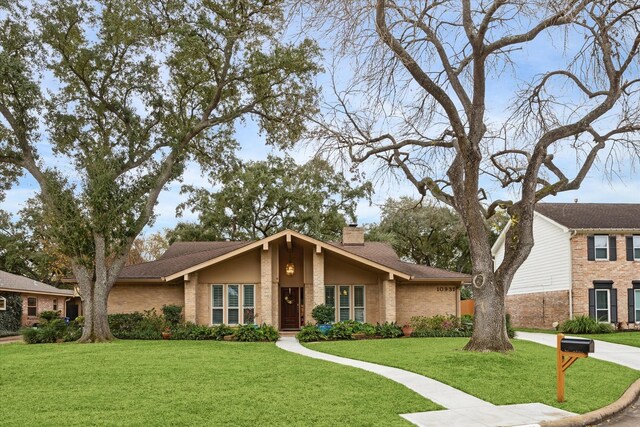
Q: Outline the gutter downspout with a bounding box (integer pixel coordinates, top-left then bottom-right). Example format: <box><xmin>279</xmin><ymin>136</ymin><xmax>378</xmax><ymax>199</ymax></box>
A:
<box><xmin>569</xmin><ymin>230</ymin><xmax>577</xmax><ymax>320</ymax></box>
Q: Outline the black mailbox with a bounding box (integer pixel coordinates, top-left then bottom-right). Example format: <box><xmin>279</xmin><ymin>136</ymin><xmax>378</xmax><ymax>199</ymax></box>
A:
<box><xmin>560</xmin><ymin>338</ymin><xmax>594</xmax><ymax>354</ymax></box>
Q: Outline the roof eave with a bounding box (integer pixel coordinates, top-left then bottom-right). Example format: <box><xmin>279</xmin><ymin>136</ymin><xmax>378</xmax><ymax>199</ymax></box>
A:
<box><xmin>0</xmin><ymin>287</ymin><xmax>74</xmax><ymax>297</ymax></box>
<box><xmin>162</xmin><ymin>229</ymin><xmax>412</xmax><ymax>282</ymax></box>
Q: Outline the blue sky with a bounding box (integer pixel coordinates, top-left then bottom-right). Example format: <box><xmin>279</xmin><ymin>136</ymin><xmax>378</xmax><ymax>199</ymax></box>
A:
<box><xmin>2</xmin><ymin>9</ymin><xmax>639</xmax><ymax>235</ymax></box>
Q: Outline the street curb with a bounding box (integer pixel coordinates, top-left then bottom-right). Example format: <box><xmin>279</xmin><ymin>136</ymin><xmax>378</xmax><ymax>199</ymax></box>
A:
<box><xmin>540</xmin><ymin>378</ymin><xmax>640</xmax><ymax>427</ymax></box>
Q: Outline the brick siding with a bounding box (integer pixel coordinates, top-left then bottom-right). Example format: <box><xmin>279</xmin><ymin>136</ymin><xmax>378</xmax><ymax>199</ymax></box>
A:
<box><xmin>572</xmin><ymin>234</ymin><xmax>639</xmax><ymax>324</ymax></box>
<box><xmin>395</xmin><ymin>284</ymin><xmax>459</xmax><ymax>326</ymax></box>
<box><xmin>506</xmin><ymin>290</ymin><xmax>570</xmax><ymax>329</ymax></box>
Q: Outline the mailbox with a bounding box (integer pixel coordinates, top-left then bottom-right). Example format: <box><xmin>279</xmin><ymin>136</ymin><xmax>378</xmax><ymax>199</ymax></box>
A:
<box><xmin>560</xmin><ymin>337</ymin><xmax>594</xmax><ymax>354</ymax></box>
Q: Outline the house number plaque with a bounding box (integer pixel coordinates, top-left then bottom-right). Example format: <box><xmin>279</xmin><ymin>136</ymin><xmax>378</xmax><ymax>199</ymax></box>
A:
<box><xmin>436</xmin><ymin>286</ymin><xmax>457</xmax><ymax>292</ymax></box>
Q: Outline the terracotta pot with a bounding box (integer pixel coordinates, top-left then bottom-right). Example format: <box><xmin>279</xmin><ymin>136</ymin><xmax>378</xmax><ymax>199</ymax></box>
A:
<box><xmin>162</xmin><ymin>332</ymin><xmax>171</xmax><ymax>340</ymax></box>
<box><xmin>352</xmin><ymin>332</ymin><xmax>367</xmax><ymax>340</ymax></box>
<box><xmin>223</xmin><ymin>335</ymin><xmax>235</xmax><ymax>341</ymax></box>
<box><xmin>401</xmin><ymin>325</ymin><xmax>413</xmax><ymax>337</ymax></box>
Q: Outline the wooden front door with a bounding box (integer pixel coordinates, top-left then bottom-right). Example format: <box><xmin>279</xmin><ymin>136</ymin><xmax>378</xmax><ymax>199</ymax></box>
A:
<box><xmin>280</xmin><ymin>287</ymin><xmax>300</xmax><ymax>330</ymax></box>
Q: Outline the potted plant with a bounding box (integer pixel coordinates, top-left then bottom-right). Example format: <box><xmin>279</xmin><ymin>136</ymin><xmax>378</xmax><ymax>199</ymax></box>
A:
<box><xmin>161</xmin><ymin>326</ymin><xmax>172</xmax><ymax>340</ymax></box>
<box><xmin>401</xmin><ymin>324</ymin><xmax>413</xmax><ymax>337</ymax></box>
<box><xmin>311</xmin><ymin>304</ymin><xmax>334</xmax><ymax>335</ymax></box>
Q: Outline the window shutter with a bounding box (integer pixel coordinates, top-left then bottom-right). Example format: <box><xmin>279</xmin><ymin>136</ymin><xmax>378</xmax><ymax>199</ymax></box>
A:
<box><xmin>588</xmin><ymin>288</ymin><xmax>596</xmax><ymax>319</ymax></box>
<box><xmin>610</xmin><ymin>288</ymin><xmax>618</xmax><ymax>323</ymax></box>
<box><xmin>609</xmin><ymin>236</ymin><xmax>617</xmax><ymax>261</ymax></box>
<box><xmin>629</xmin><ymin>289</ymin><xmax>636</xmax><ymax>323</ymax></box>
<box><xmin>627</xmin><ymin>236</ymin><xmax>634</xmax><ymax>261</ymax></box>
<box><xmin>587</xmin><ymin>236</ymin><xmax>595</xmax><ymax>261</ymax></box>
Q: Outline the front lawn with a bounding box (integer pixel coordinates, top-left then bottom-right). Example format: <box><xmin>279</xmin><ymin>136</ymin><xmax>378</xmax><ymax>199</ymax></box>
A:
<box><xmin>517</xmin><ymin>329</ymin><xmax>640</xmax><ymax>348</ymax></box>
<box><xmin>307</xmin><ymin>338</ymin><xmax>640</xmax><ymax>414</ymax></box>
<box><xmin>0</xmin><ymin>341</ymin><xmax>436</xmax><ymax>426</ymax></box>
<box><xmin>574</xmin><ymin>331</ymin><xmax>640</xmax><ymax>348</ymax></box>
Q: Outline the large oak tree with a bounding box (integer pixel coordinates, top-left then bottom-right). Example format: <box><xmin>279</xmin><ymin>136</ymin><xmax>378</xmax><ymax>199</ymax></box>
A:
<box><xmin>0</xmin><ymin>0</ymin><xmax>319</xmax><ymax>341</ymax></box>
<box><xmin>305</xmin><ymin>0</ymin><xmax>640</xmax><ymax>351</ymax></box>
<box><xmin>168</xmin><ymin>155</ymin><xmax>372</xmax><ymax>242</ymax></box>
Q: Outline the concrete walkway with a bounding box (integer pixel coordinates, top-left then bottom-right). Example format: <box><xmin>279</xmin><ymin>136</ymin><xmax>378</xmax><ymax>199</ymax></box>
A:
<box><xmin>0</xmin><ymin>335</ymin><xmax>22</xmax><ymax>344</ymax></box>
<box><xmin>516</xmin><ymin>332</ymin><xmax>640</xmax><ymax>371</ymax></box>
<box><xmin>276</xmin><ymin>337</ymin><xmax>574</xmax><ymax>427</ymax></box>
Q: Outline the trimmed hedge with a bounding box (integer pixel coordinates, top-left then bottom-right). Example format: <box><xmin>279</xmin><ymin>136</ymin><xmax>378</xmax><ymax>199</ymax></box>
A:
<box><xmin>408</xmin><ymin>314</ymin><xmax>514</xmax><ymax>339</ymax></box>
<box><xmin>560</xmin><ymin>315</ymin><xmax>614</xmax><ymax>334</ymax></box>
<box><xmin>297</xmin><ymin>321</ymin><xmax>402</xmax><ymax>342</ymax></box>
<box><xmin>21</xmin><ymin>314</ymin><xmax>82</xmax><ymax>344</ymax></box>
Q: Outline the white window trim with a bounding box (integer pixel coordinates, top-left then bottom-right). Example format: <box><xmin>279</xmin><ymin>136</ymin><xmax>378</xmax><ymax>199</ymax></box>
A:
<box><xmin>594</xmin><ymin>235</ymin><xmax>609</xmax><ymax>261</ymax></box>
<box><xmin>635</xmin><ymin>289</ymin><xmax>640</xmax><ymax>324</ymax></box>
<box><xmin>633</xmin><ymin>236</ymin><xmax>640</xmax><ymax>261</ymax></box>
<box><xmin>595</xmin><ymin>288</ymin><xmax>610</xmax><ymax>323</ymax></box>
<box><xmin>210</xmin><ymin>284</ymin><xmax>256</xmax><ymax>326</ymax></box>
<box><xmin>326</xmin><ymin>285</ymin><xmax>366</xmax><ymax>323</ymax></box>
<box><xmin>0</xmin><ymin>296</ymin><xmax>6</xmax><ymax>311</ymax></box>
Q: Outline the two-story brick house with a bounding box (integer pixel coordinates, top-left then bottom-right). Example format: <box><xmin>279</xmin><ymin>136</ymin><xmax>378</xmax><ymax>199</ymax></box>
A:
<box><xmin>492</xmin><ymin>203</ymin><xmax>640</xmax><ymax>329</ymax></box>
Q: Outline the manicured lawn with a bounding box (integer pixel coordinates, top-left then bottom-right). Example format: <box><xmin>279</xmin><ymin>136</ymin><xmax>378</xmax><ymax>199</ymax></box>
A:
<box><xmin>307</xmin><ymin>338</ymin><xmax>640</xmax><ymax>414</ymax></box>
<box><xmin>0</xmin><ymin>341</ymin><xmax>437</xmax><ymax>426</ymax></box>
<box><xmin>574</xmin><ymin>331</ymin><xmax>640</xmax><ymax>348</ymax></box>
<box><xmin>517</xmin><ymin>329</ymin><xmax>640</xmax><ymax>348</ymax></box>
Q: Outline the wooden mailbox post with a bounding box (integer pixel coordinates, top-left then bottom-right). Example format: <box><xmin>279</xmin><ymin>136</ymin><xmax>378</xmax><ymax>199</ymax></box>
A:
<box><xmin>556</xmin><ymin>334</ymin><xmax>595</xmax><ymax>402</ymax></box>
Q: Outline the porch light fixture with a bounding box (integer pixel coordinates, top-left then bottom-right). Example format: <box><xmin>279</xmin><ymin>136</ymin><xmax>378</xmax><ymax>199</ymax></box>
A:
<box><xmin>285</xmin><ymin>249</ymin><xmax>295</xmax><ymax>276</ymax></box>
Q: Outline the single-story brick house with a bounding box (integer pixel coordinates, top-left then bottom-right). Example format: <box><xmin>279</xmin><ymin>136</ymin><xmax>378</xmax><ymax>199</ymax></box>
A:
<box><xmin>104</xmin><ymin>227</ymin><xmax>469</xmax><ymax>330</ymax></box>
<box><xmin>0</xmin><ymin>269</ymin><xmax>82</xmax><ymax>325</ymax></box>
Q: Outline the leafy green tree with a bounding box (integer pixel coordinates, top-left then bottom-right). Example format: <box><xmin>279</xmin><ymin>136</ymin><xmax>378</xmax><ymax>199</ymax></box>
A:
<box><xmin>0</xmin><ymin>0</ymin><xmax>319</xmax><ymax>341</ymax></box>
<box><xmin>0</xmin><ymin>203</ymin><xmax>70</xmax><ymax>286</ymax></box>
<box><xmin>368</xmin><ymin>197</ymin><xmax>508</xmax><ymax>275</ymax></box>
<box><xmin>169</xmin><ymin>155</ymin><xmax>372</xmax><ymax>242</ymax></box>
<box><xmin>367</xmin><ymin>198</ymin><xmax>472</xmax><ymax>273</ymax></box>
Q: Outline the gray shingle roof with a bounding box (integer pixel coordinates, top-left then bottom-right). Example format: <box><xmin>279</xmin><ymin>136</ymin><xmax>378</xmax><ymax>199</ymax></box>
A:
<box><xmin>536</xmin><ymin>203</ymin><xmax>640</xmax><ymax>230</ymax></box>
<box><xmin>0</xmin><ymin>270</ymin><xmax>73</xmax><ymax>295</ymax></box>
<box><xmin>119</xmin><ymin>241</ymin><xmax>251</xmax><ymax>279</ymax></box>
<box><xmin>117</xmin><ymin>238</ymin><xmax>469</xmax><ymax>281</ymax></box>
<box><xmin>329</xmin><ymin>242</ymin><xmax>470</xmax><ymax>280</ymax></box>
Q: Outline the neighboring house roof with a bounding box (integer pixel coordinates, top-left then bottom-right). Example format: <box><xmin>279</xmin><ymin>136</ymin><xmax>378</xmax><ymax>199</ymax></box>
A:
<box><xmin>0</xmin><ymin>270</ymin><xmax>73</xmax><ymax>296</ymax></box>
<box><xmin>116</xmin><ymin>230</ymin><xmax>469</xmax><ymax>282</ymax></box>
<box><xmin>535</xmin><ymin>203</ymin><xmax>640</xmax><ymax>230</ymax></box>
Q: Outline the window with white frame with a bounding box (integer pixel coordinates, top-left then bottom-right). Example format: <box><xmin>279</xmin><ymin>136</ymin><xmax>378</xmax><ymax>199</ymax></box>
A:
<box><xmin>0</xmin><ymin>296</ymin><xmax>6</xmax><ymax>311</ymax></box>
<box><xmin>635</xmin><ymin>289</ymin><xmax>640</xmax><ymax>323</ymax></box>
<box><xmin>325</xmin><ymin>285</ymin><xmax>365</xmax><ymax>322</ymax></box>
<box><xmin>211</xmin><ymin>284</ymin><xmax>255</xmax><ymax>325</ymax></box>
<box><xmin>634</xmin><ymin>236</ymin><xmax>640</xmax><ymax>260</ymax></box>
<box><xmin>594</xmin><ymin>235</ymin><xmax>609</xmax><ymax>260</ymax></box>
<box><xmin>595</xmin><ymin>288</ymin><xmax>610</xmax><ymax>322</ymax></box>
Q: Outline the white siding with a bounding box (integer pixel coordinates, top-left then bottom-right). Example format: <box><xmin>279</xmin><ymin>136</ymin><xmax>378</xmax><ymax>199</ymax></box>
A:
<box><xmin>494</xmin><ymin>213</ymin><xmax>572</xmax><ymax>295</ymax></box>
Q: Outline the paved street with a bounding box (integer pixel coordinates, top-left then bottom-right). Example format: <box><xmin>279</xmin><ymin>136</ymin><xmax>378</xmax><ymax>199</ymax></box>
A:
<box><xmin>594</xmin><ymin>395</ymin><xmax>640</xmax><ymax>426</ymax></box>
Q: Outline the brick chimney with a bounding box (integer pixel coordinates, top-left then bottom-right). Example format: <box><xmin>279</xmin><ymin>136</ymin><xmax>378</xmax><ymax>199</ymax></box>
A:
<box><xmin>342</xmin><ymin>224</ymin><xmax>364</xmax><ymax>246</ymax></box>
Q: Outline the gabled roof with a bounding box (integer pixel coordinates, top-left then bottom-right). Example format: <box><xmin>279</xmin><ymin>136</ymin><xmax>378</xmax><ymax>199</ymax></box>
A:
<box><xmin>116</xmin><ymin>229</ymin><xmax>469</xmax><ymax>282</ymax></box>
<box><xmin>535</xmin><ymin>203</ymin><xmax>640</xmax><ymax>230</ymax></box>
<box><xmin>0</xmin><ymin>270</ymin><xmax>73</xmax><ymax>296</ymax></box>
<box><xmin>331</xmin><ymin>242</ymin><xmax>469</xmax><ymax>280</ymax></box>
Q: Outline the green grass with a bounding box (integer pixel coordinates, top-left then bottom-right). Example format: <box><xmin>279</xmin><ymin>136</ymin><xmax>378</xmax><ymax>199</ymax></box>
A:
<box><xmin>516</xmin><ymin>328</ymin><xmax>640</xmax><ymax>348</ymax></box>
<box><xmin>0</xmin><ymin>341</ymin><xmax>437</xmax><ymax>426</ymax></box>
<box><xmin>573</xmin><ymin>331</ymin><xmax>640</xmax><ymax>348</ymax></box>
<box><xmin>306</xmin><ymin>338</ymin><xmax>640</xmax><ymax>414</ymax></box>
<box><xmin>516</xmin><ymin>328</ymin><xmax>557</xmax><ymax>334</ymax></box>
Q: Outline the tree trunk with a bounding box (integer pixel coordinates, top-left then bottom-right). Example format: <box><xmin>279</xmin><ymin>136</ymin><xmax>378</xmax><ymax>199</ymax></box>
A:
<box><xmin>463</xmin><ymin>272</ymin><xmax>513</xmax><ymax>352</ymax></box>
<box><xmin>74</xmin><ymin>266</ymin><xmax>115</xmax><ymax>343</ymax></box>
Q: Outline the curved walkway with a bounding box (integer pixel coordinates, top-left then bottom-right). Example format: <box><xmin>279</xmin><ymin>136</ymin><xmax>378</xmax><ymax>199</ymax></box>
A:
<box><xmin>277</xmin><ymin>337</ymin><xmax>574</xmax><ymax>427</ymax></box>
